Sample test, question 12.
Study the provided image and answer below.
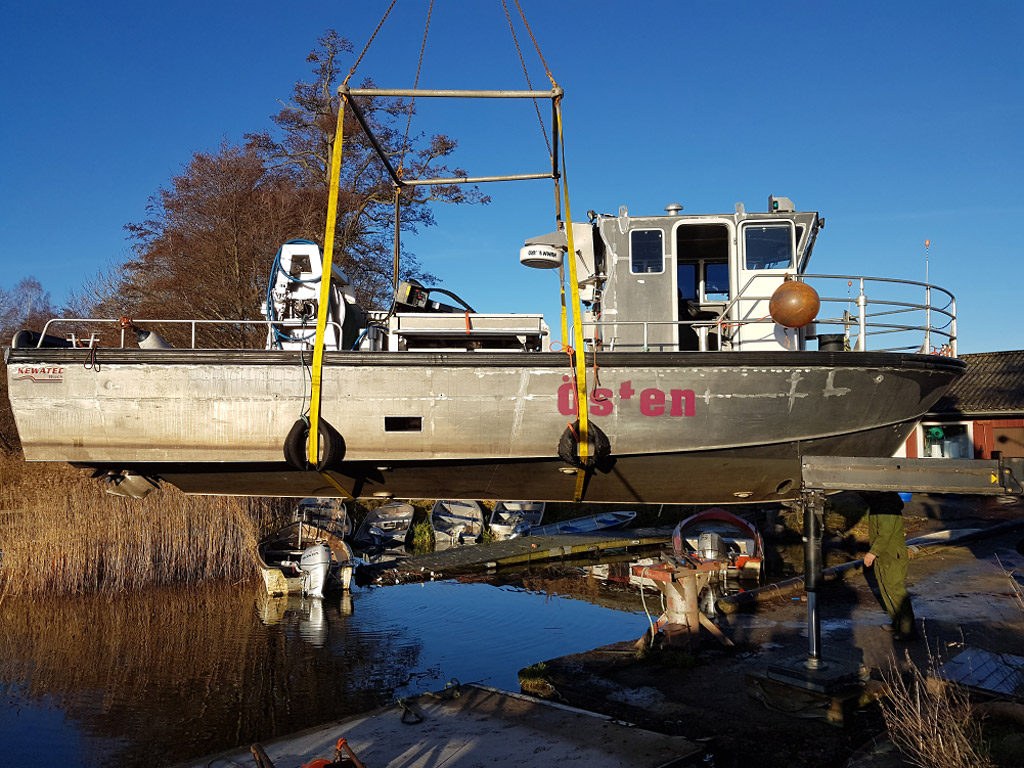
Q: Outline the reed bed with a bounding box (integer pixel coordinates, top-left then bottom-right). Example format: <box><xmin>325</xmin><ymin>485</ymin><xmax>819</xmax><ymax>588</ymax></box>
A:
<box><xmin>0</xmin><ymin>453</ymin><xmax>283</xmax><ymax>595</ymax></box>
<box><xmin>881</xmin><ymin>648</ymin><xmax>992</xmax><ymax>768</ymax></box>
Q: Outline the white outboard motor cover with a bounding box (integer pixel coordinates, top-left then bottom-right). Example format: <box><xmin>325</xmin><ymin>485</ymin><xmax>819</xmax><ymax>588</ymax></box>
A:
<box><xmin>299</xmin><ymin>541</ymin><xmax>333</xmax><ymax>599</ymax></box>
<box><xmin>263</xmin><ymin>241</ymin><xmax>352</xmax><ymax>351</ymax></box>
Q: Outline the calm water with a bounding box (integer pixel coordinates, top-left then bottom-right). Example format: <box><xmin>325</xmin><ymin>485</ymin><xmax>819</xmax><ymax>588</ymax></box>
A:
<box><xmin>0</xmin><ymin>578</ymin><xmax>645</xmax><ymax>767</ymax></box>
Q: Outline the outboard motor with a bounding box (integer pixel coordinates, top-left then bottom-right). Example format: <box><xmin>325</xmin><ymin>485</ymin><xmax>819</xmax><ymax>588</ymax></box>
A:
<box><xmin>262</xmin><ymin>240</ymin><xmax>374</xmax><ymax>351</ymax></box>
<box><xmin>697</xmin><ymin>531</ymin><xmax>726</xmax><ymax>561</ymax></box>
<box><xmin>299</xmin><ymin>541</ymin><xmax>334</xmax><ymax>599</ymax></box>
<box><xmin>508</xmin><ymin>519</ymin><xmax>531</xmax><ymax>539</ymax></box>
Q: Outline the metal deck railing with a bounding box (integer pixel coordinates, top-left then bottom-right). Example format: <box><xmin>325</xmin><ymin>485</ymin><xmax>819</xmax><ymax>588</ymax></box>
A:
<box><xmin>21</xmin><ymin>274</ymin><xmax>955</xmax><ymax>356</ymax></box>
<box><xmin>584</xmin><ymin>273</ymin><xmax>956</xmax><ymax>355</ymax></box>
<box><xmin>27</xmin><ymin>317</ymin><xmax>344</xmax><ymax>350</ymax></box>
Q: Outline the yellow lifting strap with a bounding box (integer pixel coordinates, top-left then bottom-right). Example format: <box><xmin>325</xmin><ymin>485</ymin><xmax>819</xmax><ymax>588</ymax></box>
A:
<box><xmin>308</xmin><ymin>99</ymin><xmax>347</xmax><ymax>466</ymax></box>
<box><xmin>318</xmin><ymin>470</ymin><xmax>355</xmax><ymax>500</ymax></box>
<box><xmin>555</xmin><ymin>101</ymin><xmax>591</xmax><ymax>501</ymax></box>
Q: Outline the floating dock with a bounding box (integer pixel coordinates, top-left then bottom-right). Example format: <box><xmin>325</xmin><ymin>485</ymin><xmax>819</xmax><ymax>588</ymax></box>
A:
<box><xmin>189</xmin><ymin>684</ymin><xmax>699</xmax><ymax>768</ymax></box>
<box><xmin>381</xmin><ymin>527</ymin><xmax>674</xmax><ymax>578</ymax></box>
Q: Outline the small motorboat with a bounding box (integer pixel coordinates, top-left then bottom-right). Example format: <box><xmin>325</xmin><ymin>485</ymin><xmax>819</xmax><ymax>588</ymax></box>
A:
<box><xmin>671</xmin><ymin>507</ymin><xmax>764</xmax><ymax>580</ymax></box>
<box><xmin>295</xmin><ymin>497</ymin><xmax>351</xmax><ymax>539</ymax></box>
<box><xmin>257</xmin><ymin>519</ymin><xmax>353</xmax><ymax>598</ymax></box>
<box><xmin>489</xmin><ymin>500</ymin><xmax>546</xmax><ymax>540</ymax></box>
<box><xmin>531</xmin><ymin>510</ymin><xmax>636</xmax><ymax>536</ymax></box>
<box><xmin>352</xmin><ymin>501</ymin><xmax>415</xmax><ymax>552</ymax></box>
<box><xmin>431</xmin><ymin>500</ymin><xmax>484</xmax><ymax>548</ymax></box>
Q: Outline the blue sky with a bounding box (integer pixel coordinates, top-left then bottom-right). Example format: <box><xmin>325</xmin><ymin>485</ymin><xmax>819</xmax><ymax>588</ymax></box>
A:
<box><xmin>2</xmin><ymin>1</ymin><xmax>1021</xmax><ymax>353</ymax></box>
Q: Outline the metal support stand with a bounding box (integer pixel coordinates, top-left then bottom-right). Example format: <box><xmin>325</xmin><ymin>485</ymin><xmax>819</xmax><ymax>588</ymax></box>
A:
<box><xmin>802</xmin><ymin>489</ymin><xmax>825</xmax><ymax>669</ymax></box>
<box><xmin>760</xmin><ymin>487</ymin><xmax>865</xmax><ymax>697</ymax></box>
<box><xmin>750</xmin><ymin>452</ymin><xmax>1024</xmax><ymax>719</ymax></box>
<box><xmin>633</xmin><ymin>564</ymin><xmax>718</xmax><ymax>648</ymax></box>
<box><xmin>680</xmin><ymin>569</ymin><xmax>700</xmax><ymax>634</ymax></box>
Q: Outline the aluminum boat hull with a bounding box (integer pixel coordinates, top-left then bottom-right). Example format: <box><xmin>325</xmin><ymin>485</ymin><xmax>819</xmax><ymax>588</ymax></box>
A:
<box><xmin>5</xmin><ymin>349</ymin><xmax>963</xmax><ymax>503</ymax></box>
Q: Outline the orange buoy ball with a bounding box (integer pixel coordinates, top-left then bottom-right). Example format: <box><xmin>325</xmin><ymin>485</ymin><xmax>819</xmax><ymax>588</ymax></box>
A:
<box><xmin>769</xmin><ymin>279</ymin><xmax>820</xmax><ymax>328</ymax></box>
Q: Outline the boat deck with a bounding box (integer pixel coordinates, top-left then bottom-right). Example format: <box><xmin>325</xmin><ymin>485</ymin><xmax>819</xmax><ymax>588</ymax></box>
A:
<box><xmin>380</xmin><ymin>527</ymin><xmax>674</xmax><ymax>578</ymax></box>
<box><xmin>186</xmin><ymin>684</ymin><xmax>699</xmax><ymax>768</ymax></box>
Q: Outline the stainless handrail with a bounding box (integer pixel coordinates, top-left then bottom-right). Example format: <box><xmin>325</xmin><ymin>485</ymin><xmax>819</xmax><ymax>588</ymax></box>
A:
<box><xmin>32</xmin><ymin>270</ymin><xmax>958</xmax><ymax>356</ymax></box>
<box><xmin>583</xmin><ymin>314</ymin><xmax>957</xmax><ymax>354</ymax></box>
<box><xmin>583</xmin><ymin>272</ymin><xmax>957</xmax><ymax>355</ymax></box>
<box><xmin>709</xmin><ymin>272</ymin><xmax>957</xmax><ymax>355</ymax></box>
<box><xmin>36</xmin><ymin>317</ymin><xmax>344</xmax><ymax>350</ymax></box>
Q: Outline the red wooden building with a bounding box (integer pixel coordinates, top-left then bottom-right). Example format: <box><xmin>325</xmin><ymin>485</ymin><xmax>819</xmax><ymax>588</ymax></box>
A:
<box><xmin>898</xmin><ymin>350</ymin><xmax>1024</xmax><ymax>459</ymax></box>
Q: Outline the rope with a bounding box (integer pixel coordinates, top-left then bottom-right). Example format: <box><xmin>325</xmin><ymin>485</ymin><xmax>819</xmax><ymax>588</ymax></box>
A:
<box><xmin>638</xmin><ymin>566</ymin><xmax>657</xmax><ymax>647</ymax></box>
<box><xmin>500</xmin><ymin>0</ymin><xmax>551</xmax><ymax>158</ymax></box>
<box><xmin>399</xmin><ymin>0</ymin><xmax>434</xmax><ymax>177</ymax></box>
<box><xmin>308</xmin><ymin>100</ymin><xmax>347</xmax><ymax>465</ymax></box>
<box><xmin>512</xmin><ymin>0</ymin><xmax>557</xmax><ymax>88</ymax></box>
<box><xmin>344</xmin><ymin>0</ymin><xmax>399</xmax><ymax>86</ymax></box>
<box><xmin>84</xmin><ymin>345</ymin><xmax>99</xmax><ymax>371</ymax></box>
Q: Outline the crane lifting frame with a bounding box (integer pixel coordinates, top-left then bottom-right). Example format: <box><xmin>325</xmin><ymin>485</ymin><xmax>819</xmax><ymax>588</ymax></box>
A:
<box><xmin>338</xmin><ymin>84</ymin><xmax>564</xmax><ymax>191</ymax></box>
<box><xmin>327</xmin><ymin>82</ymin><xmax>595</xmax><ymax>503</ymax></box>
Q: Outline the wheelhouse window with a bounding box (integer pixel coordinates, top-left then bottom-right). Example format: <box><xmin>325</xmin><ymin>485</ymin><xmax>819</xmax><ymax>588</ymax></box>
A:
<box><xmin>744</xmin><ymin>223</ymin><xmax>793</xmax><ymax>270</ymax></box>
<box><xmin>676</xmin><ymin>223</ymin><xmax>731</xmax><ymax>302</ymax></box>
<box><xmin>705</xmin><ymin>262</ymin><xmax>729</xmax><ymax>300</ymax></box>
<box><xmin>677</xmin><ymin>262</ymin><xmax>729</xmax><ymax>302</ymax></box>
<box><xmin>630</xmin><ymin>229</ymin><xmax>664</xmax><ymax>274</ymax></box>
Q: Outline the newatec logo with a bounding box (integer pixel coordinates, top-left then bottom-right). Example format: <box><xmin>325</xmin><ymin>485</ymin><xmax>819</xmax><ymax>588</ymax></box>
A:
<box><xmin>13</xmin><ymin>366</ymin><xmax>65</xmax><ymax>383</ymax></box>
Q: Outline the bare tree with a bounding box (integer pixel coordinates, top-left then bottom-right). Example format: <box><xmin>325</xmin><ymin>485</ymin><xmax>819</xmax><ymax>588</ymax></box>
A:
<box><xmin>246</xmin><ymin>29</ymin><xmax>489</xmax><ymax>308</ymax></box>
<box><xmin>90</xmin><ymin>29</ymin><xmax>489</xmax><ymax>347</ymax></box>
<box><xmin>103</xmin><ymin>143</ymin><xmax>317</xmax><ymax>347</ymax></box>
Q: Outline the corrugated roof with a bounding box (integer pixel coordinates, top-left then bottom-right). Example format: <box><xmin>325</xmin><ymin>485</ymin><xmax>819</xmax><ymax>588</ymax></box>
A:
<box><xmin>930</xmin><ymin>350</ymin><xmax>1024</xmax><ymax>416</ymax></box>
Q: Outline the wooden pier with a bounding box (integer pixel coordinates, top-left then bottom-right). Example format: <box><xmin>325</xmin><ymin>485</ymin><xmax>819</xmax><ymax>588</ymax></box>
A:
<box><xmin>189</xmin><ymin>684</ymin><xmax>699</xmax><ymax>768</ymax></box>
<box><xmin>376</xmin><ymin>527</ymin><xmax>674</xmax><ymax>578</ymax></box>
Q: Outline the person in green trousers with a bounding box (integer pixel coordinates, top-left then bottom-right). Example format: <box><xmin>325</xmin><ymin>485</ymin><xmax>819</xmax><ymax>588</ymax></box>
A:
<box><xmin>861</xmin><ymin>491</ymin><xmax>917</xmax><ymax>640</ymax></box>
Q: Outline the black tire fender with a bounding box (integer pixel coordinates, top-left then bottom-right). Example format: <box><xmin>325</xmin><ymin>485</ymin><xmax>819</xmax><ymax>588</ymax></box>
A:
<box><xmin>284</xmin><ymin>417</ymin><xmax>344</xmax><ymax>471</ymax></box>
<box><xmin>557</xmin><ymin>420</ymin><xmax>611</xmax><ymax>469</ymax></box>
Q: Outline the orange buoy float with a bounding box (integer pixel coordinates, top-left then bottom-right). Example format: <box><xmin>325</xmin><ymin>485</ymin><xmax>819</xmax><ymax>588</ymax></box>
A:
<box><xmin>769</xmin><ymin>277</ymin><xmax>820</xmax><ymax>328</ymax></box>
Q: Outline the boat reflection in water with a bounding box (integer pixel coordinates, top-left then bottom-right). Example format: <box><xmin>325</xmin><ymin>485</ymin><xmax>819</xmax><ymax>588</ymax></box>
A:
<box><xmin>0</xmin><ymin>577</ymin><xmax>645</xmax><ymax>768</ymax></box>
<box><xmin>256</xmin><ymin>591</ymin><xmax>355</xmax><ymax>648</ymax></box>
